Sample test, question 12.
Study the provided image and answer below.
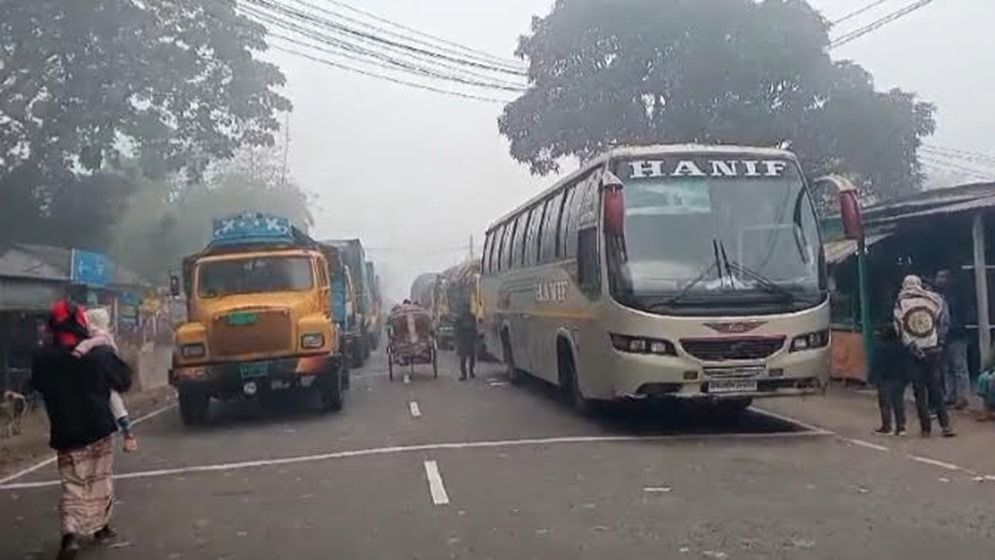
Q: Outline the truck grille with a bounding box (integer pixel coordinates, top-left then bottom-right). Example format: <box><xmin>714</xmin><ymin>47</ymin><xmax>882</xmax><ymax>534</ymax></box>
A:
<box><xmin>680</xmin><ymin>336</ymin><xmax>785</xmax><ymax>362</ymax></box>
<box><xmin>212</xmin><ymin>310</ymin><xmax>293</xmax><ymax>359</ymax></box>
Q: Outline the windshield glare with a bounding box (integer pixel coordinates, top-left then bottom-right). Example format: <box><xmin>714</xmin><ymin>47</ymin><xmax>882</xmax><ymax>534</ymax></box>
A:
<box><xmin>198</xmin><ymin>257</ymin><xmax>314</xmax><ymax>298</ymax></box>
<box><xmin>613</xmin><ymin>157</ymin><xmax>822</xmax><ymax>300</ymax></box>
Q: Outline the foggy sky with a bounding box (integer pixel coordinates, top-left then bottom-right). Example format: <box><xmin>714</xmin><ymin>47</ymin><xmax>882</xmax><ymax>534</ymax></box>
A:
<box><xmin>271</xmin><ymin>0</ymin><xmax>993</xmax><ymax>301</ymax></box>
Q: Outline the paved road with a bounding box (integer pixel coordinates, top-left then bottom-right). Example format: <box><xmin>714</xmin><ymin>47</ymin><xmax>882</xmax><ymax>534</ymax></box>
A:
<box><xmin>3</xmin><ymin>351</ymin><xmax>995</xmax><ymax>559</ymax></box>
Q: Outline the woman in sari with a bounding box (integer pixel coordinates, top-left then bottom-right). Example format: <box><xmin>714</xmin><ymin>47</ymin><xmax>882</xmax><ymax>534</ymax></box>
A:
<box><xmin>31</xmin><ymin>300</ymin><xmax>132</xmax><ymax>559</ymax></box>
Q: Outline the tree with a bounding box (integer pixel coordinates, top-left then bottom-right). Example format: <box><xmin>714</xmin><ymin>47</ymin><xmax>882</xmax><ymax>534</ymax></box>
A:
<box><xmin>0</xmin><ymin>0</ymin><xmax>291</xmax><ymax>242</ymax></box>
<box><xmin>499</xmin><ymin>0</ymin><xmax>936</xmax><ymax>202</ymax></box>
<box><xmin>110</xmin><ymin>146</ymin><xmax>315</xmax><ymax>281</ymax></box>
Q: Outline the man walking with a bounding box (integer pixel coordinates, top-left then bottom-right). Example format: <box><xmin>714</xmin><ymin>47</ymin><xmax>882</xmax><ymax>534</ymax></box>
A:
<box><xmin>894</xmin><ymin>275</ymin><xmax>956</xmax><ymax>438</ymax></box>
<box><xmin>454</xmin><ymin>306</ymin><xmax>478</xmax><ymax>381</ymax></box>
<box><xmin>934</xmin><ymin>269</ymin><xmax>970</xmax><ymax>409</ymax></box>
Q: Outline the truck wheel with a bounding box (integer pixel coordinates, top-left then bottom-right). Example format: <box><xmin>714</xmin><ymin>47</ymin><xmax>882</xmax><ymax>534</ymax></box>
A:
<box><xmin>341</xmin><ymin>360</ymin><xmax>351</xmax><ymax>390</ymax></box>
<box><xmin>319</xmin><ymin>368</ymin><xmax>344</xmax><ymax>413</ymax></box>
<box><xmin>178</xmin><ymin>386</ymin><xmax>210</xmax><ymax>426</ymax></box>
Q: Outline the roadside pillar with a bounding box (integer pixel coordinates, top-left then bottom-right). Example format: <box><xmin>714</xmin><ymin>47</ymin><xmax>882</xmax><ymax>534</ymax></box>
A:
<box><xmin>973</xmin><ymin>212</ymin><xmax>991</xmax><ymax>366</ymax></box>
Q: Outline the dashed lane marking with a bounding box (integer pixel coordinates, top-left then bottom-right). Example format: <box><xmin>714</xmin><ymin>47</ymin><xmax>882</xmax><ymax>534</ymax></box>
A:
<box><xmin>843</xmin><ymin>438</ymin><xmax>890</xmax><ymax>452</ymax></box>
<box><xmin>423</xmin><ymin>460</ymin><xmax>450</xmax><ymax>505</ymax></box>
<box><xmin>0</xmin><ymin>400</ymin><xmax>178</xmax><ymax>487</ymax></box>
<box><xmin>908</xmin><ymin>455</ymin><xmax>967</xmax><ymax>473</ymax></box>
<box><xmin>409</xmin><ymin>401</ymin><xmax>422</xmax><ymax>418</ymax></box>
<box><xmin>0</xmin><ymin>431</ymin><xmax>829</xmax><ymax>491</ymax></box>
<box><xmin>751</xmin><ymin>407</ymin><xmax>835</xmax><ymax>435</ymax></box>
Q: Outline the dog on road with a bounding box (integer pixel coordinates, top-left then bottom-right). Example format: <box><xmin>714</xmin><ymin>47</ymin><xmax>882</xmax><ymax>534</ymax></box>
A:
<box><xmin>1</xmin><ymin>390</ymin><xmax>28</xmax><ymax>438</ymax></box>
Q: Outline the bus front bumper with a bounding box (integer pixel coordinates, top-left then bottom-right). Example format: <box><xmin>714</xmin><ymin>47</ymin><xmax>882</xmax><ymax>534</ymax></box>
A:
<box><xmin>607</xmin><ymin>348</ymin><xmax>829</xmax><ymax>400</ymax></box>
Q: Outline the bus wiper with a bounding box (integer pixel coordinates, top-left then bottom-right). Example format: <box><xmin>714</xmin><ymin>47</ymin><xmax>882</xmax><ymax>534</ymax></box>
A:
<box><xmin>665</xmin><ymin>241</ymin><xmax>725</xmax><ymax>306</ymax></box>
<box><xmin>719</xmin><ymin>242</ymin><xmax>796</xmax><ymax>301</ymax></box>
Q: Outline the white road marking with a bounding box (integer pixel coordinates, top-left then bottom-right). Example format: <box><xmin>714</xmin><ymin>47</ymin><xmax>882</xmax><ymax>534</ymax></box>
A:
<box><xmin>423</xmin><ymin>460</ymin><xmax>450</xmax><ymax>505</ymax></box>
<box><xmin>0</xmin><ymin>431</ymin><xmax>829</xmax><ymax>491</ymax></box>
<box><xmin>403</xmin><ymin>374</ymin><xmax>411</xmax><ymax>384</ymax></box>
<box><xmin>0</xmin><ymin>400</ymin><xmax>177</xmax><ymax>486</ymax></box>
<box><xmin>908</xmin><ymin>455</ymin><xmax>965</xmax><ymax>472</ymax></box>
<box><xmin>409</xmin><ymin>401</ymin><xmax>422</xmax><ymax>418</ymax></box>
<box><xmin>643</xmin><ymin>486</ymin><xmax>672</xmax><ymax>493</ymax></box>
<box><xmin>750</xmin><ymin>407</ymin><xmax>835</xmax><ymax>435</ymax></box>
<box><xmin>843</xmin><ymin>438</ymin><xmax>889</xmax><ymax>452</ymax></box>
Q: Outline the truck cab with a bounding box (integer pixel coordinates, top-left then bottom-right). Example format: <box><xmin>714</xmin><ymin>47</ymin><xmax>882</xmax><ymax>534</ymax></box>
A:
<box><xmin>170</xmin><ymin>212</ymin><xmax>347</xmax><ymax>425</ymax></box>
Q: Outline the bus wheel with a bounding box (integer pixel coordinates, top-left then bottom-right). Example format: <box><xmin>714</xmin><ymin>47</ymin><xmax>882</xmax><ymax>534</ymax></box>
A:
<box><xmin>560</xmin><ymin>346</ymin><xmax>595</xmax><ymax>416</ymax></box>
<box><xmin>178</xmin><ymin>385</ymin><xmax>210</xmax><ymax>426</ymax></box>
<box><xmin>502</xmin><ymin>334</ymin><xmax>523</xmax><ymax>385</ymax></box>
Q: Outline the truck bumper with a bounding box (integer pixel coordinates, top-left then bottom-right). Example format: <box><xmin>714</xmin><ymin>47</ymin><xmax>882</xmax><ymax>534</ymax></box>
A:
<box><xmin>170</xmin><ymin>354</ymin><xmax>341</xmax><ymax>397</ymax></box>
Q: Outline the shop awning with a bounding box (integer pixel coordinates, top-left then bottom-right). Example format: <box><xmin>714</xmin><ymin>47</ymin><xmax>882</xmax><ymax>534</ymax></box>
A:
<box><xmin>824</xmin><ymin>232</ymin><xmax>894</xmax><ymax>265</ymax></box>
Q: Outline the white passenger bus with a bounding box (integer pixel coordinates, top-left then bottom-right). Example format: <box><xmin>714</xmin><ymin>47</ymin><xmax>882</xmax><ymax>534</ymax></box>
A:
<box><xmin>480</xmin><ymin>145</ymin><xmax>829</xmax><ymax>415</ymax></box>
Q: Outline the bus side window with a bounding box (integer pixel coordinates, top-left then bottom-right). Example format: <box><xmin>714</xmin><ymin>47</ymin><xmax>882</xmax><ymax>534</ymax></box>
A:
<box><xmin>508</xmin><ymin>214</ymin><xmax>524</xmax><ymax>270</ymax></box>
<box><xmin>483</xmin><ymin>233</ymin><xmax>493</xmax><ymax>275</ymax></box>
<box><xmin>496</xmin><ymin>223</ymin><xmax>509</xmax><ymax>272</ymax></box>
<box><xmin>560</xmin><ymin>186</ymin><xmax>579</xmax><ymax>258</ymax></box>
<box><xmin>540</xmin><ymin>191</ymin><xmax>563</xmax><ymax>263</ymax></box>
<box><xmin>577</xmin><ymin>227</ymin><xmax>601</xmax><ymax>298</ymax></box>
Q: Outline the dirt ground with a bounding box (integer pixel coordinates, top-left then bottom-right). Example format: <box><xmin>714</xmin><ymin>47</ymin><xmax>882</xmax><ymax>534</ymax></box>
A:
<box><xmin>0</xmin><ymin>386</ymin><xmax>176</xmax><ymax>479</ymax></box>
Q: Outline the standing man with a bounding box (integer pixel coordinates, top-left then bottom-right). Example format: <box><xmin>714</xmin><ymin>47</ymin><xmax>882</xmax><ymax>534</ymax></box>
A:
<box><xmin>894</xmin><ymin>275</ymin><xmax>956</xmax><ymax>437</ymax></box>
<box><xmin>933</xmin><ymin>269</ymin><xmax>971</xmax><ymax>409</ymax></box>
<box><xmin>454</xmin><ymin>306</ymin><xmax>478</xmax><ymax>381</ymax></box>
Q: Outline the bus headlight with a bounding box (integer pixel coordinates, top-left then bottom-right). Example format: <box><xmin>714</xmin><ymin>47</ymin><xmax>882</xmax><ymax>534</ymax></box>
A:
<box><xmin>301</xmin><ymin>333</ymin><xmax>325</xmax><ymax>349</ymax></box>
<box><xmin>610</xmin><ymin>334</ymin><xmax>677</xmax><ymax>356</ymax></box>
<box><xmin>181</xmin><ymin>343</ymin><xmax>206</xmax><ymax>359</ymax></box>
<box><xmin>790</xmin><ymin>330</ymin><xmax>830</xmax><ymax>352</ymax></box>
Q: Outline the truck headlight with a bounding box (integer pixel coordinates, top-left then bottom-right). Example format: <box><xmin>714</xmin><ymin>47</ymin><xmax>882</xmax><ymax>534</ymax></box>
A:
<box><xmin>181</xmin><ymin>343</ymin><xmax>206</xmax><ymax>359</ymax></box>
<box><xmin>790</xmin><ymin>330</ymin><xmax>830</xmax><ymax>352</ymax></box>
<box><xmin>301</xmin><ymin>333</ymin><xmax>325</xmax><ymax>349</ymax></box>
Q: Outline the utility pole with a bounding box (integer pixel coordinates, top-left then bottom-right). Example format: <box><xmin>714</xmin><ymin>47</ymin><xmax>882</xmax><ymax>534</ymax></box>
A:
<box><xmin>280</xmin><ymin>112</ymin><xmax>290</xmax><ymax>186</ymax></box>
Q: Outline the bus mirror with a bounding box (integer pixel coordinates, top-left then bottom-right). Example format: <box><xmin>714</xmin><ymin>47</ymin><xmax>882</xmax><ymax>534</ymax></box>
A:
<box><xmin>602</xmin><ymin>171</ymin><xmax>625</xmax><ymax>236</ymax></box>
<box><xmin>838</xmin><ymin>190</ymin><xmax>864</xmax><ymax>240</ymax></box>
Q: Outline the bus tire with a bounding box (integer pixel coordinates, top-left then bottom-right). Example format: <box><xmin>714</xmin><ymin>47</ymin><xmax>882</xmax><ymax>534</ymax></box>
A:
<box><xmin>501</xmin><ymin>331</ymin><xmax>523</xmax><ymax>385</ymax></box>
<box><xmin>178</xmin><ymin>385</ymin><xmax>210</xmax><ymax>426</ymax></box>
<box><xmin>559</xmin><ymin>342</ymin><xmax>595</xmax><ymax>416</ymax></box>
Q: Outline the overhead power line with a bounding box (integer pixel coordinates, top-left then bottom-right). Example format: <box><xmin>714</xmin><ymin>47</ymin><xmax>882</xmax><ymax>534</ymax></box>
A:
<box><xmin>270</xmin><ymin>44</ymin><xmax>513</xmax><ymax>104</ymax></box>
<box><xmin>244</xmin><ymin>0</ymin><xmax>527</xmax><ymax>77</ymax></box>
<box><xmin>300</xmin><ymin>0</ymin><xmax>524</xmax><ymax>71</ymax></box>
<box><xmin>922</xmin><ymin>144</ymin><xmax>995</xmax><ymax>166</ymax></box>
<box><xmin>920</xmin><ymin>155</ymin><xmax>995</xmax><ymax>181</ymax></box>
<box><xmin>830</xmin><ymin>0</ymin><xmax>939</xmax><ymax>49</ymax></box>
<box><xmin>831</xmin><ymin>0</ymin><xmax>895</xmax><ymax>26</ymax></box>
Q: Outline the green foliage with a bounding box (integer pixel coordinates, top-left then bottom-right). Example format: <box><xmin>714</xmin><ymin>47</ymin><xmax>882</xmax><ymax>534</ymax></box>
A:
<box><xmin>499</xmin><ymin>0</ymin><xmax>936</xmax><ymax>202</ymax></box>
<box><xmin>110</xmin><ymin>147</ymin><xmax>315</xmax><ymax>282</ymax></box>
<box><xmin>0</xmin><ymin>0</ymin><xmax>291</xmax><ymax>244</ymax></box>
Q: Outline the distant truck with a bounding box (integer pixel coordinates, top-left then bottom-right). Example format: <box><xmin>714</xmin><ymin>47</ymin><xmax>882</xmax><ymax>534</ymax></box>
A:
<box><xmin>169</xmin><ymin>212</ymin><xmax>347</xmax><ymax>425</ymax></box>
<box><xmin>365</xmin><ymin>261</ymin><xmax>383</xmax><ymax>350</ymax></box>
<box><xmin>321</xmin><ymin>239</ymin><xmax>374</xmax><ymax>364</ymax></box>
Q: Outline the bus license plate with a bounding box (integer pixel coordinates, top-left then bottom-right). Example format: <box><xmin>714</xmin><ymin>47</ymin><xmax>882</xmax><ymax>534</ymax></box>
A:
<box><xmin>709</xmin><ymin>379</ymin><xmax>758</xmax><ymax>394</ymax></box>
<box><xmin>240</xmin><ymin>362</ymin><xmax>269</xmax><ymax>380</ymax></box>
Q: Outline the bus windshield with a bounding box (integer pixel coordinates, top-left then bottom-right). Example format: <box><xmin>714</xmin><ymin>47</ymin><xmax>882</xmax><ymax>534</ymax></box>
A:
<box><xmin>610</xmin><ymin>156</ymin><xmax>824</xmax><ymax>310</ymax></box>
<box><xmin>198</xmin><ymin>256</ymin><xmax>314</xmax><ymax>298</ymax></box>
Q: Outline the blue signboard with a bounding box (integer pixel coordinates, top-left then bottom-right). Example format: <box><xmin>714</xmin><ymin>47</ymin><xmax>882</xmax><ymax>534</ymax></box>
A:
<box><xmin>71</xmin><ymin>249</ymin><xmax>113</xmax><ymax>287</ymax></box>
<box><xmin>211</xmin><ymin>212</ymin><xmax>293</xmax><ymax>246</ymax></box>
<box><xmin>118</xmin><ymin>292</ymin><xmax>141</xmax><ymax>330</ymax></box>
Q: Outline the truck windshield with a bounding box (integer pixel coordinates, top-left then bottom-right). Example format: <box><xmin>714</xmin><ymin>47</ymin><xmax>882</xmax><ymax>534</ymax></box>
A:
<box><xmin>609</xmin><ymin>156</ymin><xmax>824</xmax><ymax>311</ymax></box>
<box><xmin>198</xmin><ymin>257</ymin><xmax>314</xmax><ymax>298</ymax></box>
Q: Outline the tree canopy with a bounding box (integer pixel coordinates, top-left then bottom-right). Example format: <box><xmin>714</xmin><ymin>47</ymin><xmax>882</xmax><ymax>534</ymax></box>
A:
<box><xmin>0</xmin><ymin>0</ymin><xmax>291</xmax><ymax>243</ymax></box>
<box><xmin>110</xmin><ymin>146</ymin><xmax>315</xmax><ymax>281</ymax></box>
<box><xmin>499</xmin><ymin>0</ymin><xmax>936</xmax><ymax>202</ymax></box>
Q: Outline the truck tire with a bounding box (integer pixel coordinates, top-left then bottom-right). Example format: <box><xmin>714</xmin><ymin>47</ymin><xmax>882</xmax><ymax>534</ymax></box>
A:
<box><xmin>319</xmin><ymin>367</ymin><xmax>344</xmax><ymax>413</ymax></box>
<box><xmin>178</xmin><ymin>386</ymin><xmax>210</xmax><ymax>426</ymax></box>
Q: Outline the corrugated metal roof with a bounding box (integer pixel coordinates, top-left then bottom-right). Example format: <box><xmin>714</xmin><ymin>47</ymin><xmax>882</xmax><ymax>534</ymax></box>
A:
<box><xmin>825</xmin><ymin>233</ymin><xmax>894</xmax><ymax>265</ymax></box>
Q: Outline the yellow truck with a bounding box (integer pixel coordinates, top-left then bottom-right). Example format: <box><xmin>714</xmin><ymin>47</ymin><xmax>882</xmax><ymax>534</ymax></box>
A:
<box><xmin>169</xmin><ymin>212</ymin><xmax>347</xmax><ymax>425</ymax></box>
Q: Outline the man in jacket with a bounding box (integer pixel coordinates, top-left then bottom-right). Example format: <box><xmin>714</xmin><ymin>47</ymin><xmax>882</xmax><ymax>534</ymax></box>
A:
<box><xmin>454</xmin><ymin>307</ymin><xmax>478</xmax><ymax>381</ymax></box>
<box><xmin>894</xmin><ymin>276</ymin><xmax>955</xmax><ymax>438</ymax></box>
<box><xmin>31</xmin><ymin>300</ymin><xmax>133</xmax><ymax>559</ymax></box>
<box><xmin>934</xmin><ymin>269</ymin><xmax>971</xmax><ymax>409</ymax></box>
